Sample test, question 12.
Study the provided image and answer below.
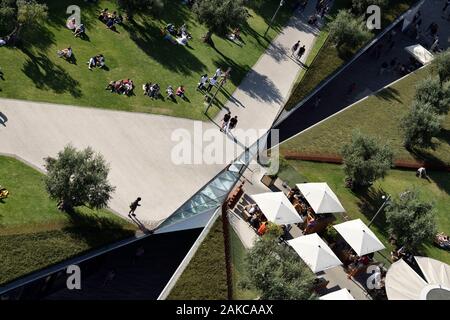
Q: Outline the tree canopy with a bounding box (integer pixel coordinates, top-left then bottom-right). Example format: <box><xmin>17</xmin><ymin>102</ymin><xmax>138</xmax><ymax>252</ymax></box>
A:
<box><xmin>431</xmin><ymin>48</ymin><xmax>450</xmax><ymax>83</ymax></box>
<box><xmin>240</xmin><ymin>233</ymin><xmax>316</xmax><ymax>300</ymax></box>
<box><xmin>385</xmin><ymin>189</ymin><xmax>437</xmax><ymax>251</ymax></box>
<box><xmin>341</xmin><ymin>130</ymin><xmax>393</xmax><ymax>187</ymax></box>
<box><xmin>328</xmin><ymin>10</ymin><xmax>371</xmax><ymax>49</ymax></box>
<box><xmin>193</xmin><ymin>0</ymin><xmax>248</xmax><ymax>38</ymax></box>
<box><xmin>352</xmin><ymin>0</ymin><xmax>387</xmax><ymax>15</ymax></box>
<box><xmin>44</xmin><ymin>145</ymin><xmax>115</xmax><ymax>212</ymax></box>
<box><xmin>414</xmin><ymin>76</ymin><xmax>450</xmax><ymax>115</ymax></box>
<box><xmin>401</xmin><ymin>101</ymin><xmax>443</xmax><ymax>149</ymax></box>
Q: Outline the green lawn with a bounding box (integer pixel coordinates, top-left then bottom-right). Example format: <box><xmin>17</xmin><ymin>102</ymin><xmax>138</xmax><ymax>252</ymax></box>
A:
<box><xmin>0</xmin><ymin>0</ymin><xmax>295</xmax><ymax>120</ymax></box>
<box><xmin>0</xmin><ymin>156</ymin><xmax>136</xmax><ymax>285</ymax></box>
<box><xmin>167</xmin><ymin>219</ymin><xmax>228</xmax><ymax>300</ymax></box>
<box><xmin>278</xmin><ymin>160</ymin><xmax>450</xmax><ymax>265</ymax></box>
<box><xmin>229</xmin><ymin>228</ymin><xmax>259</xmax><ymax>300</ymax></box>
<box><xmin>284</xmin><ymin>0</ymin><xmax>416</xmax><ymax>111</ymax></box>
<box><xmin>280</xmin><ymin>66</ymin><xmax>450</xmax><ymax>165</ymax></box>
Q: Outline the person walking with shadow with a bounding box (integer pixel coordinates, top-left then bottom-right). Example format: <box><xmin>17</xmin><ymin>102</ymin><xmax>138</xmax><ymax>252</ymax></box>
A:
<box><xmin>297</xmin><ymin>45</ymin><xmax>306</xmax><ymax>61</ymax></box>
<box><xmin>226</xmin><ymin>116</ymin><xmax>238</xmax><ymax>135</ymax></box>
<box><xmin>291</xmin><ymin>40</ymin><xmax>300</xmax><ymax>57</ymax></box>
<box><xmin>129</xmin><ymin>197</ymin><xmax>141</xmax><ymax>217</ymax></box>
<box><xmin>220</xmin><ymin>111</ymin><xmax>231</xmax><ymax>132</ymax></box>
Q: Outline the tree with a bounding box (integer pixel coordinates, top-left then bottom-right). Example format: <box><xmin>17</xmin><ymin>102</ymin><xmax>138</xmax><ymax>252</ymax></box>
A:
<box><xmin>0</xmin><ymin>0</ymin><xmax>16</xmax><ymax>35</ymax></box>
<box><xmin>341</xmin><ymin>131</ymin><xmax>393</xmax><ymax>188</ymax></box>
<box><xmin>415</xmin><ymin>76</ymin><xmax>450</xmax><ymax>115</ymax></box>
<box><xmin>431</xmin><ymin>48</ymin><xmax>450</xmax><ymax>83</ymax></box>
<box><xmin>193</xmin><ymin>0</ymin><xmax>247</xmax><ymax>42</ymax></box>
<box><xmin>328</xmin><ymin>10</ymin><xmax>371</xmax><ymax>49</ymax></box>
<box><xmin>352</xmin><ymin>0</ymin><xmax>387</xmax><ymax>15</ymax></box>
<box><xmin>239</xmin><ymin>233</ymin><xmax>316</xmax><ymax>300</ymax></box>
<box><xmin>16</xmin><ymin>0</ymin><xmax>47</xmax><ymax>36</ymax></box>
<box><xmin>385</xmin><ymin>189</ymin><xmax>437</xmax><ymax>251</ymax></box>
<box><xmin>44</xmin><ymin>145</ymin><xmax>115</xmax><ymax>212</ymax></box>
<box><xmin>117</xmin><ymin>0</ymin><xmax>165</xmax><ymax>19</ymax></box>
<box><xmin>400</xmin><ymin>101</ymin><xmax>442</xmax><ymax>149</ymax></box>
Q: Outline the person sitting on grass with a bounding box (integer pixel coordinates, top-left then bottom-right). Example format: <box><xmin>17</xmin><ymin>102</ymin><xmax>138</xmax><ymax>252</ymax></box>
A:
<box><xmin>67</xmin><ymin>17</ymin><xmax>77</xmax><ymax>30</ymax></box>
<box><xmin>149</xmin><ymin>83</ymin><xmax>160</xmax><ymax>99</ymax></box>
<box><xmin>99</xmin><ymin>8</ymin><xmax>109</xmax><ymax>22</ymax></box>
<box><xmin>166</xmin><ymin>85</ymin><xmax>175</xmax><ymax>99</ymax></box>
<box><xmin>96</xmin><ymin>54</ymin><xmax>105</xmax><ymax>68</ymax></box>
<box><xmin>121</xmin><ymin>79</ymin><xmax>134</xmax><ymax>95</ymax></box>
<box><xmin>176</xmin><ymin>85</ymin><xmax>186</xmax><ymax>99</ymax></box>
<box><xmin>435</xmin><ymin>232</ymin><xmax>450</xmax><ymax>250</ymax></box>
<box><xmin>57</xmin><ymin>46</ymin><xmax>73</xmax><ymax>60</ymax></box>
<box><xmin>88</xmin><ymin>55</ymin><xmax>98</xmax><ymax>70</ymax></box>
<box><xmin>73</xmin><ymin>23</ymin><xmax>86</xmax><ymax>38</ymax></box>
<box><xmin>143</xmin><ymin>82</ymin><xmax>152</xmax><ymax>96</ymax></box>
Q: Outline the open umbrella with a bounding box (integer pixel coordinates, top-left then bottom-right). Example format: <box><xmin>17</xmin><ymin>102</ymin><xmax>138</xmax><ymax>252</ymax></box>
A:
<box><xmin>319</xmin><ymin>288</ymin><xmax>355</xmax><ymax>300</ymax></box>
<box><xmin>288</xmin><ymin>233</ymin><xmax>342</xmax><ymax>273</ymax></box>
<box><xmin>296</xmin><ymin>183</ymin><xmax>345</xmax><ymax>214</ymax></box>
<box><xmin>251</xmin><ymin>192</ymin><xmax>303</xmax><ymax>225</ymax></box>
<box><xmin>385</xmin><ymin>257</ymin><xmax>450</xmax><ymax>300</ymax></box>
<box><xmin>333</xmin><ymin>219</ymin><xmax>385</xmax><ymax>256</ymax></box>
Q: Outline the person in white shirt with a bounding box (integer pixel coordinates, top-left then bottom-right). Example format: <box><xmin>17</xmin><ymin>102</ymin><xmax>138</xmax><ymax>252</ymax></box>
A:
<box><xmin>206</xmin><ymin>76</ymin><xmax>218</xmax><ymax>92</ymax></box>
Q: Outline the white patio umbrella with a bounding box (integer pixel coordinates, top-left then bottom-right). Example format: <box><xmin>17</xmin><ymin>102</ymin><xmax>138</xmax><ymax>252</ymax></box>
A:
<box><xmin>333</xmin><ymin>219</ymin><xmax>385</xmax><ymax>256</ymax></box>
<box><xmin>288</xmin><ymin>233</ymin><xmax>342</xmax><ymax>273</ymax></box>
<box><xmin>251</xmin><ymin>192</ymin><xmax>303</xmax><ymax>225</ymax></box>
<box><xmin>385</xmin><ymin>257</ymin><xmax>450</xmax><ymax>300</ymax></box>
<box><xmin>319</xmin><ymin>288</ymin><xmax>355</xmax><ymax>300</ymax></box>
<box><xmin>296</xmin><ymin>183</ymin><xmax>345</xmax><ymax>214</ymax></box>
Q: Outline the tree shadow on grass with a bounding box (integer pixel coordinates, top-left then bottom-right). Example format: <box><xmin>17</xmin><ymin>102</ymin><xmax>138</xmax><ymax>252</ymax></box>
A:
<box><xmin>374</xmin><ymin>87</ymin><xmax>402</xmax><ymax>103</ymax></box>
<box><xmin>21</xmin><ymin>48</ymin><xmax>82</xmax><ymax>98</ymax></box>
<box><xmin>63</xmin><ymin>209</ymin><xmax>134</xmax><ymax>248</ymax></box>
<box><xmin>122</xmin><ymin>19</ymin><xmax>206</xmax><ymax>76</ymax></box>
<box><xmin>353</xmin><ymin>186</ymin><xmax>391</xmax><ymax>238</ymax></box>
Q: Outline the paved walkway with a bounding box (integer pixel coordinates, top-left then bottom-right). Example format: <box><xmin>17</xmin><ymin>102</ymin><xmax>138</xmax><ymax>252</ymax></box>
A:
<box><xmin>0</xmin><ymin>3</ymin><xmax>321</xmax><ymax>230</ymax></box>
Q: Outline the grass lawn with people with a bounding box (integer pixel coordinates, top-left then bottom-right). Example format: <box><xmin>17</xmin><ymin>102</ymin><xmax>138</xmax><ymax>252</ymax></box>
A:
<box><xmin>280</xmin><ymin>66</ymin><xmax>450</xmax><ymax>165</ymax></box>
<box><xmin>278</xmin><ymin>160</ymin><xmax>450</xmax><ymax>265</ymax></box>
<box><xmin>0</xmin><ymin>155</ymin><xmax>136</xmax><ymax>285</ymax></box>
<box><xmin>0</xmin><ymin>0</ymin><xmax>295</xmax><ymax>120</ymax></box>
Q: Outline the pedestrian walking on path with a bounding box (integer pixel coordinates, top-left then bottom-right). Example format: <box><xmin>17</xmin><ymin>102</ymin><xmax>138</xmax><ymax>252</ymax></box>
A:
<box><xmin>297</xmin><ymin>45</ymin><xmax>306</xmax><ymax>60</ymax></box>
<box><xmin>220</xmin><ymin>111</ymin><xmax>231</xmax><ymax>132</ymax></box>
<box><xmin>291</xmin><ymin>40</ymin><xmax>300</xmax><ymax>56</ymax></box>
<box><xmin>129</xmin><ymin>197</ymin><xmax>141</xmax><ymax>217</ymax></box>
<box><xmin>226</xmin><ymin>116</ymin><xmax>238</xmax><ymax>134</ymax></box>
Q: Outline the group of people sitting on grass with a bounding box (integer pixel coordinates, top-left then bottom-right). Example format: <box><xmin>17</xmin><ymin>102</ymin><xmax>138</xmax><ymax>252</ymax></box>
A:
<box><xmin>142</xmin><ymin>82</ymin><xmax>186</xmax><ymax>100</ymax></box>
<box><xmin>106</xmin><ymin>79</ymin><xmax>134</xmax><ymax>95</ymax></box>
<box><xmin>0</xmin><ymin>185</ymin><xmax>9</xmax><ymax>200</ymax></box>
<box><xmin>98</xmin><ymin>8</ymin><xmax>123</xmax><ymax>31</ymax></box>
<box><xmin>163</xmin><ymin>23</ymin><xmax>192</xmax><ymax>46</ymax></box>
<box><xmin>66</xmin><ymin>18</ymin><xmax>86</xmax><ymax>38</ymax></box>
<box><xmin>87</xmin><ymin>54</ymin><xmax>105</xmax><ymax>70</ymax></box>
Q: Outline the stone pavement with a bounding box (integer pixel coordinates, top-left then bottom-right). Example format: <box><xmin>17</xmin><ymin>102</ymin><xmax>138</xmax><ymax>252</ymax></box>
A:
<box><xmin>0</xmin><ymin>2</ymin><xmax>322</xmax><ymax>229</ymax></box>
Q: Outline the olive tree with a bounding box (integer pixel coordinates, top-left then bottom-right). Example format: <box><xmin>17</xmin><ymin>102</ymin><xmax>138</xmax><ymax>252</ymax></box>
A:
<box><xmin>44</xmin><ymin>145</ymin><xmax>115</xmax><ymax>212</ymax></box>
<box><xmin>414</xmin><ymin>76</ymin><xmax>450</xmax><ymax>115</ymax></box>
<box><xmin>341</xmin><ymin>130</ymin><xmax>393</xmax><ymax>188</ymax></box>
<box><xmin>401</xmin><ymin>101</ymin><xmax>443</xmax><ymax>149</ymax></box>
<box><xmin>328</xmin><ymin>10</ymin><xmax>371</xmax><ymax>49</ymax></box>
<box><xmin>385</xmin><ymin>189</ymin><xmax>437</xmax><ymax>251</ymax></box>
<box><xmin>239</xmin><ymin>233</ymin><xmax>316</xmax><ymax>300</ymax></box>
<box><xmin>193</xmin><ymin>0</ymin><xmax>247</xmax><ymax>42</ymax></box>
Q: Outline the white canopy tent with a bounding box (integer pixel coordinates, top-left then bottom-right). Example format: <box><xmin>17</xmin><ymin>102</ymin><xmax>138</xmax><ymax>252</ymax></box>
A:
<box><xmin>296</xmin><ymin>183</ymin><xmax>345</xmax><ymax>214</ymax></box>
<box><xmin>288</xmin><ymin>233</ymin><xmax>342</xmax><ymax>273</ymax></box>
<box><xmin>319</xmin><ymin>288</ymin><xmax>355</xmax><ymax>300</ymax></box>
<box><xmin>333</xmin><ymin>219</ymin><xmax>385</xmax><ymax>256</ymax></box>
<box><xmin>250</xmin><ymin>192</ymin><xmax>303</xmax><ymax>225</ymax></box>
<box><xmin>385</xmin><ymin>257</ymin><xmax>450</xmax><ymax>300</ymax></box>
<box><xmin>405</xmin><ymin>44</ymin><xmax>434</xmax><ymax>65</ymax></box>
